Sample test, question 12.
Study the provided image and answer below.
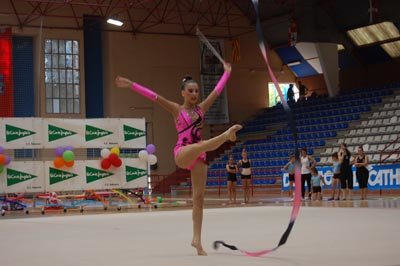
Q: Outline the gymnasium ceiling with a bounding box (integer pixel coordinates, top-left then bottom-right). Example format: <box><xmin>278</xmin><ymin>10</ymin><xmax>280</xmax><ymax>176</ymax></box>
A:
<box><xmin>1</xmin><ymin>1</ymin><xmax>399</xmax><ymax>43</ymax></box>
<box><xmin>2</xmin><ymin>0</ymin><xmax>400</xmax><ymax>77</ymax></box>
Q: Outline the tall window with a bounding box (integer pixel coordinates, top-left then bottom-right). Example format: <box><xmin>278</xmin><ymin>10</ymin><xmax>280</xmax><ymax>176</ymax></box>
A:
<box><xmin>44</xmin><ymin>39</ymin><xmax>80</xmax><ymax>114</ymax></box>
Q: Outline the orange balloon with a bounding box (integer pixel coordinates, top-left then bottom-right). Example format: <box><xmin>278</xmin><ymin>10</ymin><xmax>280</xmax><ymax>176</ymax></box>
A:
<box><xmin>0</xmin><ymin>154</ymin><xmax>6</xmax><ymax>165</ymax></box>
<box><xmin>53</xmin><ymin>157</ymin><xmax>65</xmax><ymax>168</ymax></box>
<box><xmin>65</xmin><ymin>160</ymin><xmax>74</xmax><ymax>167</ymax></box>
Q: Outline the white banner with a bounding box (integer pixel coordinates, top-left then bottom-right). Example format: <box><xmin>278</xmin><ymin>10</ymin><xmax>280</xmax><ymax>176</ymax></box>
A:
<box><xmin>0</xmin><ymin>118</ymin><xmax>43</xmax><ymax>149</ymax></box>
<box><xmin>45</xmin><ymin>161</ymin><xmax>85</xmax><ymax>192</ymax></box>
<box><xmin>0</xmin><ymin>161</ymin><xmax>45</xmax><ymax>194</ymax></box>
<box><xmin>199</xmin><ymin>39</ymin><xmax>229</xmax><ymax>124</ymax></box>
<box><xmin>0</xmin><ymin>118</ymin><xmax>146</xmax><ymax>149</ymax></box>
<box><xmin>0</xmin><ymin>159</ymin><xmax>147</xmax><ymax>193</ymax></box>
<box><xmin>120</xmin><ymin>159</ymin><xmax>148</xmax><ymax>189</ymax></box>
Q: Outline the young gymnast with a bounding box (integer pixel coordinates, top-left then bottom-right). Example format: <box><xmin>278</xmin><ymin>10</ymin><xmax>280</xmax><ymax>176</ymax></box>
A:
<box><xmin>238</xmin><ymin>149</ymin><xmax>252</xmax><ymax>203</ymax></box>
<box><xmin>226</xmin><ymin>154</ymin><xmax>238</xmax><ymax>204</ymax></box>
<box><xmin>115</xmin><ymin>62</ymin><xmax>242</xmax><ymax>255</ymax></box>
<box><xmin>283</xmin><ymin>154</ymin><xmax>296</xmax><ymax>199</ymax></box>
<box><xmin>310</xmin><ymin>167</ymin><xmax>327</xmax><ymax>201</ymax></box>
<box><xmin>328</xmin><ymin>152</ymin><xmax>343</xmax><ymax>200</ymax></box>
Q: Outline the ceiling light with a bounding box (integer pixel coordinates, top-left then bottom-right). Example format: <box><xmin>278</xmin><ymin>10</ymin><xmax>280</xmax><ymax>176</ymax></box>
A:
<box><xmin>287</xmin><ymin>60</ymin><xmax>301</xmax><ymax>67</ymax></box>
<box><xmin>381</xmin><ymin>40</ymin><xmax>400</xmax><ymax>58</ymax></box>
<box><xmin>107</xmin><ymin>18</ymin><xmax>123</xmax><ymax>27</ymax></box>
<box><xmin>347</xmin><ymin>21</ymin><xmax>399</xmax><ymax>46</ymax></box>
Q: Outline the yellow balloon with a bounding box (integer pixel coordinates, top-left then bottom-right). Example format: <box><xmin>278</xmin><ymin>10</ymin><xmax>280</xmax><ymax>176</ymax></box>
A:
<box><xmin>110</xmin><ymin>147</ymin><xmax>120</xmax><ymax>156</ymax></box>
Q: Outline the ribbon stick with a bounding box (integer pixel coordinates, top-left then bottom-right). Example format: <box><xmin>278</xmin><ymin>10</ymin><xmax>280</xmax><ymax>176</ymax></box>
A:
<box><xmin>196</xmin><ymin>27</ymin><xmax>226</xmax><ymax>64</ymax></box>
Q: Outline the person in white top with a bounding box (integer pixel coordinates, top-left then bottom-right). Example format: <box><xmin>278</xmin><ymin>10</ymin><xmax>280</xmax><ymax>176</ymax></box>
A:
<box><xmin>300</xmin><ymin>148</ymin><xmax>316</xmax><ymax>199</ymax></box>
<box><xmin>238</xmin><ymin>149</ymin><xmax>252</xmax><ymax>203</ymax></box>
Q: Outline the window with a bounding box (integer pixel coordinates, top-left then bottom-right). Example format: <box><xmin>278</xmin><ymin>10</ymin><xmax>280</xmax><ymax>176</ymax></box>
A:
<box><xmin>44</xmin><ymin>39</ymin><xmax>80</xmax><ymax>114</ymax></box>
<box><xmin>268</xmin><ymin>83</ymin><xmax>299</xmax><ymax>107</ymax></box>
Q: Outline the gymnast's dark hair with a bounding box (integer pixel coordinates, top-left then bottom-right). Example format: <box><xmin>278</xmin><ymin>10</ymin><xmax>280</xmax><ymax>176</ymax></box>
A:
<box><xmin>181</xmin><ymin>75</ymin><xmax>197</xmax><ymax>90</ymax></box>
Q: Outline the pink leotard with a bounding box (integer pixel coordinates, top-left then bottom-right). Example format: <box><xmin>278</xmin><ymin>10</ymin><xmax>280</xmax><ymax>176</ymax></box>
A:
<box><xmin>173</xmin><ymin>106</ymin><xmax>206</xmax><ymax>170</ymax></box>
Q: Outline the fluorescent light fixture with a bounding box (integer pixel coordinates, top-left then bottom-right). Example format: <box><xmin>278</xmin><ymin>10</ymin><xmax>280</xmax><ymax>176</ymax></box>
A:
<box><xmin>381</xmin><ymin>40</ymin><xmax>400</xmax><ymax>58</ymax></box>
<box><xmin>107</xmin><ymin>18</ymin><xmax>123</xmax><ymax>26</ymax></box>
<box><xmin>337</xmin><ymin>44</ymin><xmax>345</xmax><ymax>51</ymax></box>
<box><xmin>347</xmin><ymin>21</ymin><xmax>400</xmax><ymax>46</ymax></box>
<box><xmin>287</xmin><ymin>60</ymin><xmax>301</xmax><ymax>67</ymax></box>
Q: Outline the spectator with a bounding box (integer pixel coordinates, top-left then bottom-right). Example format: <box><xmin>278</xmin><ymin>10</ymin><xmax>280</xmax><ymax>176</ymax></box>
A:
<box><xmin>287</xmin><ymin>84</ymin><xmax>295</xmax><ymax>104</ymax></box>
<box><xmin>300</xmin><ymin>148</ymin><xmax>316</xmax><ymax>200</ymax></box>
<box><xmin>226</xmin><ymin>155</ymin><xmax>238</xmax><ymax>204</ymax></box>
<box><xmin>353</xmin><ymin>146</ymin><xmax>369</xmax><ymax>200</ymax></box>
<box><xmin>298</xmin><ymin>81</ymin><xmax>308</xmax><ymax>101</ymax></box>
<box><xmin>339</xmin><ymin>143</ymin><xmax>353</xmax><ymax>200</ymax></box>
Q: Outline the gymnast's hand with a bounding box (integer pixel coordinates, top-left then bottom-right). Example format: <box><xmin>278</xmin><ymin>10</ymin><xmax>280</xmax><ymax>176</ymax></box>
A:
<box><xmin>115</xmin><ymin>76</ymin><xmax>133</xmax><ymax>88</ymax></box>
<box><xmin>223</xmin><ymin>62</ymin><xmax>232</xmax><ymax>73</ymax></box>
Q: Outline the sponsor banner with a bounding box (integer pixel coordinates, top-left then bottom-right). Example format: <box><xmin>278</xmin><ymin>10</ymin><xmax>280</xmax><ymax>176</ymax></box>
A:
<box><xmin>282</xmin><ymin>164</ymin><xmax>400</xmax><ymax>191</ymax></box>
<box><xmin>0</xmin><ymin>161</ymin><xmax>45</xmax><ymax>193</ymax></box>
<box><xmin>0</xmin><ymin>159</ymin><xmax>147</xmax><ymax>193</ymax></box>
<box><xmin>44</xmin><ymin>119</ymin><xmax>83</xmax><ymax>148</ymax></box>
<box><xmin>45</xmin><ymin>161</ymin><xmax>84</xmax><ymax>191</ymax></box>
<box><xmin>118</xmin><ymin>119</ymin><xmax>146</xmax><ymax>148</ymax></box>
<box><xmin>120</xmin><ymin>159</ymin><xmax>148</xmax><ymax>189</ymax></box>
<box><xmin>0</xmin><ymin>118</ymin><xmax>43</xmax><ymax>149</ymax></box>
<box><xmin>1</xmin><ymin>118</ymin><xmax>146</xmax><ymax>149</ymax></box>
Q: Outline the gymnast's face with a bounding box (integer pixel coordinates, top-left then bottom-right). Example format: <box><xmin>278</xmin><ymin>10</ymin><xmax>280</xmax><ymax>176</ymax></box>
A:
<box><xmin>182</xmin><ymin>82</ymin><xmax>199</xmax><ymax>105</ymax></box>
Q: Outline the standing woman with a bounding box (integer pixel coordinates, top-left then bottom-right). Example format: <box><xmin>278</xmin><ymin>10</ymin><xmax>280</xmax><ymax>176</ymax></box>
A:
<box><xmin>339</xmin><ymin>143</ymin><xmax>353</xmax><ymax>200</ymax></box>
<box><xmin>115</xmin><ymin>62</ymin><xmax>242</xmax><ymax>256</ymax></box>
<box><xmin>226</xmin><ymin>155</ymin><xmax>238</xmax><ymax>204</ymax></box>
<box><xmin>300</xmin><ymin>148</ymin><xmax>316</xmax><ymax>200</ymax></box>
<box><xmin>353</xmin><ymin>146</ymin><xmax>369</xmax><ymax>200</ymax></box>
<box><xmin>238</xmin><ymin>149</ymin><xmax>252</xmax><ymax>203</ymax></box>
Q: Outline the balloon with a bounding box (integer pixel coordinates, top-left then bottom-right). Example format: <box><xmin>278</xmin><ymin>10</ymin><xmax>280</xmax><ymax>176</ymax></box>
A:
<box><xmin>0</xmin><ymin>165</ymin><xmax>4</xmax><ymax>173</ymax></box>
<box><xmin>110</xmin><ymin>147</ymin><xmax>120</xmax><ymax>156</ymax></box>
<box><xmin>113</xmin><ymin>158</ymin><xmax>122</xmax><ymax>167</ymax></box>
<box><xmin>147</xmin><ymin>154</ymin><xmax>157</xmax><ymax>165</ymax></box>
<box><xmin>53</xmin><ymin>157</ymin><xmax>65</xmax><ymax>168</ymax></box>
<box><xmin>63</xmin><ymin>150</ymin><xmax>75</xmax><ymax>162</ymax></box>
<box><xmin>64</xmin><ymin>145</ymin><xmax>73</xmax><ymax>151</ymax></box>
<box><xmin>0</xmin><ymin>154</ymin><xmax>6</xmax><ymax>165</ymax></box>
<box><xmin>146</xmin><ymin>144</ymin><xmax>156</xmax><ymax>154</ymax></box>
<box><xmin>109</xmin><ymin>153</ymin><xmax>119</xmax><ymax>165</ymax></box>
<box><xmin>0</xmin><ymin>146</ymin><xmax>3</xmax><ymax>154</ymax></box>
<box><xmin>138</xmin><ymin>150</ymin><xmax>148</xmax><ymax>161</ymax></box>
<box><xmin>100</xmin><ymin>148</ymin><xmax>111</xmax><ymax>159</ymax></box>
<box><xmin>55</xmin><ymin>146</ymin><xmax>64</xmax><ymax>157</ymax></box>
<box><xmin>101</xmin><ymin>158</ymin><xmax>111</xmax><ymax>170</ymax></box>
<box><xmin>65</xmin><ymin>160</ymin><xmax>74</xmax><ymax>167</ymax></box>
<box><xmin>4</xmin><ymin>155</ymin><xmax>11</xmax><ymax>165</ymax></box>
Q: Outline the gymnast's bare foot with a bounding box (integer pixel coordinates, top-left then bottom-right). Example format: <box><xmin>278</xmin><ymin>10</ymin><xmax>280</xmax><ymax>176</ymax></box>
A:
<box><xmin>191</xmin><ymin>241</ymin><xmax>207</xmax><ymax>256</ymax></box>
<box><xmin>225</xmin><ymin>124</ymin><xmax>242</xmax><ymax>142</ymax></box>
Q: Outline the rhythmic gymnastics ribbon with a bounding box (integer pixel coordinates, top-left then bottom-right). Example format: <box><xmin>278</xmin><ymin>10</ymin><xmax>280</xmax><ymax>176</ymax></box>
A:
<box><xmin>213</xmin><ymin>0</ymin><xmax>302</xmax><ymax>257</ymax></box>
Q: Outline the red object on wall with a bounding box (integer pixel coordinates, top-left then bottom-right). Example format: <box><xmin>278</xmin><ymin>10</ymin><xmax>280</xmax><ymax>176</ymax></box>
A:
<box><xmin>0</xmin><ymin>27</ymin><xmax>14</xmax><ymax>117</ymax></box>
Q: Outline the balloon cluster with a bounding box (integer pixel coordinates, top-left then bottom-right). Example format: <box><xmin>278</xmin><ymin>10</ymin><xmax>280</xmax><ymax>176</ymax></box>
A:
<box><xmin>0</xmin><ymin>146</ymin><xmax>11</xmax><ymax>174</ymax></box>
<box><xmin>138</xmin><ymin>144</ymin><xmax>157</xmax><ymax>165</ymax></box>
<box><xmin>53</xmin><ymin>146</ymin><xmax>75</xmax><ymax>168</ymax></box>
<box><xmin>100</xmin><ymin>147</ymin><xmax>122</xmax><ymax>170</ymax></box>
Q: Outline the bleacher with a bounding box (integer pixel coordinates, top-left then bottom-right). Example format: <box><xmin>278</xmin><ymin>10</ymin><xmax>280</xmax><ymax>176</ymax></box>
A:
<box><xmin>319</xmin><ymin>93</ymin><xmax>400</xmax><ymax>164</ymax></box>
<box><xmin>204</xmin><ymin>83</ymin><xmax>399</xmax><ymax>191</ymax></box>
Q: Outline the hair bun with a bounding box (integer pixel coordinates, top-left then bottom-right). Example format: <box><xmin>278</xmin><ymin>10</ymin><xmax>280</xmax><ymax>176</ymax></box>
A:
<box><xmin>182</xmin><ymin>75</ymin><xmax>193</xmax><ymax>83</ymax></box>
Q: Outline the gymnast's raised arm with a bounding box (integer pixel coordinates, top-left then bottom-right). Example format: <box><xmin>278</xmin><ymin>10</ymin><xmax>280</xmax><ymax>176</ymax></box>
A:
<box><xmin>115</xmin><ymin>76</ymin><xmax>180</xmax><ymax>118</ymax></box>
<box><xmin>198</xmin><ymin>62</ymin><xmax>232</xmax><ymax>113</ymax></box>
